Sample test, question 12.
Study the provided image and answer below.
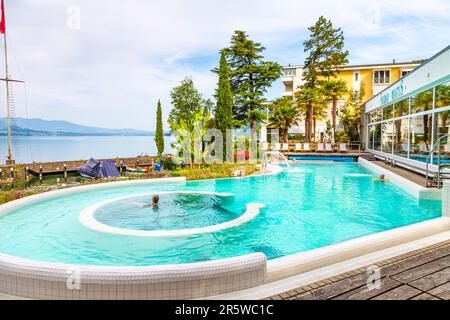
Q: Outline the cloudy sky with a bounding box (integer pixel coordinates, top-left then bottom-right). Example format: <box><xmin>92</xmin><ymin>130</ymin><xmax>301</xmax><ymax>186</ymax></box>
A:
<box><xmin>2</xmin><ymin>0</ymin><xmax>450</xmax><ymax>131</ymax></box>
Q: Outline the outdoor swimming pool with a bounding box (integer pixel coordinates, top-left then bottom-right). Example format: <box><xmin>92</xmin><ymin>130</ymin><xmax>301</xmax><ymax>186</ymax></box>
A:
<box><xmin>0</xmin><ymin>162</ymin><xmax>442</xmax><ymax>266</ymax></box>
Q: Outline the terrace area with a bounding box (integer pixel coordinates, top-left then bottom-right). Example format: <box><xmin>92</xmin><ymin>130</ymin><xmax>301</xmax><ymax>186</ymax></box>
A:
<box><xmin>271</xmin><ymin>239</ymin><xmax>450</xmax><ymax>300</ymax></box>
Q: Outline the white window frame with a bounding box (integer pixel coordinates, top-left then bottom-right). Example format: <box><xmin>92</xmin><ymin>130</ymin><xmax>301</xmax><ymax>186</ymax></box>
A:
<box><xmin>401</xmin><ymin>69</ymin><xmax>413</xmax><ymax>78</ymax></box>
<box><xmin>373</xmin><ymin>70</ymin><xmax>391</xmax><ymax>85</ymax></box>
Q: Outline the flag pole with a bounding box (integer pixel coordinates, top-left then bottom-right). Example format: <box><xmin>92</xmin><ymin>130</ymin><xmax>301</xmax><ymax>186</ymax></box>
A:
<box><xmin>3</xmin><ymin>29</ymin><xmax>13</xmax><ymax>164</ymax></box>
<box><xmin>0</xmin><ymin>0</ymin><xmax>23</xmax><ymax>165</ymax></box>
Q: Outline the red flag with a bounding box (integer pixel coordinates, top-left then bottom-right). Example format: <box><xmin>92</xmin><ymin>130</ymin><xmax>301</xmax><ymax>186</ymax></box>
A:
<box><xmin>0</xmin><ymin>0</ymin><xmax>5</xmax><ymax>34</ymax></box>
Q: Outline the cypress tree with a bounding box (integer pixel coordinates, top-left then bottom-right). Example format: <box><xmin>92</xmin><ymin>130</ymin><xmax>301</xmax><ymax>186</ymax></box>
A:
<box><xmin>215</xmin><ymin>52</ymin><xmax>233</xmax><ymax>158</ymax></box>
<box><xmin>155</xmin><ymin>99</ymin><xmax>164</xmax><ymax>156</ymax></box>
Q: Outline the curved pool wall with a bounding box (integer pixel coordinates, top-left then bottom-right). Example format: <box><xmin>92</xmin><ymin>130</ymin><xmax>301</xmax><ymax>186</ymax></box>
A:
<box><xmin>0</xmin><ymin>164</ymin><xmax>448</xmax><ymax>299</ymax></box>
<box><xmin>79</xmin><ymin>191</ymin><xmax>264</xmax><ymax>237</ymax></box>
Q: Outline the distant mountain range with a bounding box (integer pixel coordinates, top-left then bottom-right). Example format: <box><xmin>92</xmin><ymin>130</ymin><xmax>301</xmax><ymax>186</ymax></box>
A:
<box><xmin>0</xmin><ymin>118</ymin><xmax>166</xmax><ymax>136</ymax></box>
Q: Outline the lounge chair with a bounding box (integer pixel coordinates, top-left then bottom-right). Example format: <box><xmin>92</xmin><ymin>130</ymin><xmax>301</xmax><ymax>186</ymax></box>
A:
<box><xmin>282</xmin><ymin>143</ymin><xmax>289</xmax><ymax>152</ymax></box>
<box><xmin>273</xmin><ymin>143</ymin><xmax>281</xmax><ymax>151</ymax></box>
<box><xmin>339</xmin><ymin>143</ymin><xmax>348</xmax><ymax>153</ymax></box>
<box><xmin>325</xmin><ymin>143</ymin><xmax>333</xmax><ymax>152</ymax></box>
<box><xmin>294</xmin><ymin>143</ymin><xmax>302</xmax><ymax>152</ymax></box>
<box><xmin>317</xmin><ymin>143</ymin><xmax>325</xmax><ymax>152</ymax></box>
<box><xmin>418</xmin><ymin>144</ymin><xmax>429</xmax><ymax>154</ymax></box>
<box><xmin>303</xmin><ymin>143</ymin><xmax>311</xmax><ymax>152</ymax></box>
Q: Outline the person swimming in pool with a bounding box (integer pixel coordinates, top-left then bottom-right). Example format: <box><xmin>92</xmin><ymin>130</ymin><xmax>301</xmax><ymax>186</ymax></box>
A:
<box><xmin>149</xmin><ymin>195</ymin><xmax>159</xmax><ymax>208</ymax></box>
<box><xmin>372</xmin><ymin>174</ymin><xmax>389</xmax><ymax>183</ymax></box>
<box><xmin>129</xmin><ymin>195</ymin><xmax>160</xmax><ymax>208</ymax></box>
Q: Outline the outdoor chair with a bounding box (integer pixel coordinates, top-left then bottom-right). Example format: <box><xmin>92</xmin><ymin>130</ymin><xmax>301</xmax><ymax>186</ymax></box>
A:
<box><xmin>303</xmin><ymin>143</ymin><xmax>311</xmax><ymax>152</ymax></box>
<box><xmin>339</xmin><ymin>143</ymin><xmax>348</xmax><ymax>153</ymax></box>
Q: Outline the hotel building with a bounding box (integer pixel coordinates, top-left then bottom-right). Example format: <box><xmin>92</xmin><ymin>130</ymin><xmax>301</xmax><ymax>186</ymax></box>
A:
<box><xmin>272</xmin><ymin>60</ymin><xmax>422</xmax><ymax>141</ymax></box>
<box><xmin>364</xmin><ymin>46</ymin><xmax>450</xmax><ymax>181</ymax></box>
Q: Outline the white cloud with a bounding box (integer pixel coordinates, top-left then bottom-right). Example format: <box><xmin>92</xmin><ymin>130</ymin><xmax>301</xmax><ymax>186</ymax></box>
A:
<box><xmin>2</xmin><ymin>0</ymin><xmax>449</xmax><ymax>130</ymax></box>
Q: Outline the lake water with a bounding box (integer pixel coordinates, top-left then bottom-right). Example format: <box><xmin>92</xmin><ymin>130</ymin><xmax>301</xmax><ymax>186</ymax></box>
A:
<box><xmin>0</xmin><ymin>136</ymin><xmax>172</xmax><ymax>164</ymax></box>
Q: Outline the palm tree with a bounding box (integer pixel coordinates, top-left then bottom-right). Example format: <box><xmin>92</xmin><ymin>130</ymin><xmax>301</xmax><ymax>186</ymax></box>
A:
<box><xmin>321</xmin><ymin>79</ymin><xmax>349</xmax><ymax>142</ymax></box>
<box><xmin>295</xmin><ymin>87</ymin><xmax>327</xmax><ymax>143</ymax></box>
<box><xmin>269</xmin><ymin>97</ymin><xmax>301</xmax><ymax>143</ymax></box>
<box><xmin>312</xmin><ymin>103</ymin><xmax>328</xmax><ymax>142</ymax></box>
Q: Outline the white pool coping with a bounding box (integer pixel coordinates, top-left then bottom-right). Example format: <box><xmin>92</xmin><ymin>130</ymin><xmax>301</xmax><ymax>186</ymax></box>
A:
<box><xmin>358</xmin><ymin>157</ymin><xmax>441</xmax><ymax>200</ymax></box>
<box><xmin>78</xmin><ymin>191</ymin><xmax>265</xmax><ymax>237</ymax></box>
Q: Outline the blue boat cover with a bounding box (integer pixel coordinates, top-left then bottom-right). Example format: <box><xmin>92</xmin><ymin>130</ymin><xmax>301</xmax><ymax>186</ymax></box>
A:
<box><xmin>101</xmin><ymin>160</ymin><xmax>120</xmax><ymax>178</ymax></box>
<box><xmin>154</xmin><ymin>161</ymin><xmax>164</xmax><ymax>172</ymax></box>
<box><xmin>76</xmin><ymin>158</ymin><xmax>119</xmax><ymax>178</ymax></box>
<box><xmin>76</xmin><ymin>158</ymin><xmax>102</xmax><ymax>178</ymax></box>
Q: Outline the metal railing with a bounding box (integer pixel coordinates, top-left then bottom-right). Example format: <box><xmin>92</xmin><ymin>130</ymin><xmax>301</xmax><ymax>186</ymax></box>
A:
<box><xmin>263</xmin><ymin>142</ymin><xmax>361</xmax><ymax>154</ymax></box>
<box><xmin>425</xmin><ymin>133</ymin><xmax>450</xmax><ymax>188</ymax></box>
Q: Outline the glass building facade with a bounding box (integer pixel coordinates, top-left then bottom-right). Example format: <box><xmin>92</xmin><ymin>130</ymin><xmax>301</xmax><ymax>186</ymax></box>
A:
<box><xmin>367</xmin><ymin>81</ymin><xmax>450</xmax><ymax>165</ymax></box>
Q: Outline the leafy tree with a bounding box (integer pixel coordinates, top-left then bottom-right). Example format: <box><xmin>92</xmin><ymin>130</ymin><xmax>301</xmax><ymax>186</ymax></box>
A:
<box><xmin>269</xmin><ymin>97</ymin><xmax>301</xmax><ymax>143</ymax></box>
<box><xmin>154</xmin><ymin>99</ymin><xmax>165</xmax><ymax>156</ymax></box>
<box><xmin>321</xmin><ymin>79</ymin><xmax>349</xmax><ymax>141</ymax></box>
<box><xmin>339</xmin><ymin>90</ymin><xmax>364</xmax><ymax>142</ymax></box>
<box><xmin>303</xmin><ymin>16</ymin><xmax>349</xmax><ymax>87</ymax></box>
<box><xmin>295</xmin><ymin>87</ymin><xmax>327</xmax><ymax>142</ymax></box>
<box><xmin>219</xmin><ymin>30</ymin><xmax>282</xmax><ymax>142</ymax></box>
<box><xmin>168</xmin><ymin>77</ymin><xmax>211</xmax><ymax>132</ymax></box>
<box><xmin>169</xmin><ymin>108</ymin><xmax>211</xmax><ymax>167</ymax></box>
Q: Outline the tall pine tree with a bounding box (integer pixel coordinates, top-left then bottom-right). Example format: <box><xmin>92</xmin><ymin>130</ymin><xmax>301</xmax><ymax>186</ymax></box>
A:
<box><xmin>154</xmin><ymin>100</ymin><xmax>164</xmax><ymax>156</ymax></box>
<box><xmin>303</xmin><ymin>16</ymin><xmax>349</xmax><ymax>88</ymax></box>
<box><xmin>300</xmin><ymin>16</ymin><xmax>349</xmax><ymax>142</ymax></box>
<box><xmin>219</xmin><ymin>30</ymin><xmax>282</xmax><ymax>142</ymax></box>
<box><xmin>215</xmin><ymin>52</ymin><xmax>233</xmax><ymax>159</ymax></box>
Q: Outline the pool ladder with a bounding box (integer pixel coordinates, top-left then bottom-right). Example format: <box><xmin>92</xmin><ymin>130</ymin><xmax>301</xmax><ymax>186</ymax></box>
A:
<box><xmin>425</xmin><ymin>133</ymin><xmax>450</xmax><ymax>188</ymax></box>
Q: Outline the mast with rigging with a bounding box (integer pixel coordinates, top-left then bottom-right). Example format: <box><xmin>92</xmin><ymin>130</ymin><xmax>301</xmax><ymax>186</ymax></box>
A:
<box><xmin>0</xmin><ymin>0</ymin><xmax>24</xmax><ymax>165</ymax></box>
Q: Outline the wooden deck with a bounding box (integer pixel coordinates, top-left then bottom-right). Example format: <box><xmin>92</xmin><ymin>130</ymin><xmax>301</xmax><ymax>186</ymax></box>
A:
<box><xmin>359</xmin><ymin>155</ymin><xmax>428</xmax><ymax>187</ymax></box>
<box><xmin>269</xmin><ymin>240</ymin><xmax>450</xmax><ymax>300</ymax></box>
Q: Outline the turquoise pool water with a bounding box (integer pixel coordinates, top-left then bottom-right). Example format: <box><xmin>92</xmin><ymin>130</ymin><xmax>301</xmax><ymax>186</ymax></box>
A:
<box><xmin>0</xmin><ymin>162</ymin><xmax>442</xmax><ymax>266</ymax></box>
<box><xmin>94</xmin><ymin>193</ymin><xmax>239</xmax><ymax>231</ymax></box>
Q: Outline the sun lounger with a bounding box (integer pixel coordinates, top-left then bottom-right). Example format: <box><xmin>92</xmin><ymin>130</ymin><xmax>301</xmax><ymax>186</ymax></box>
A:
<box><xmin>295</xmin><ymin>143</ymin><xmax>302</xmax><ymax>152</ymax></box>
<box><xmin>325</xmin><ymin>143</ymin><xmax>333</xmax><ymax>152</ymax></box>
<box><xmin>273</xmin><ymin>143</ymin><xmax>281</xmax><ymax>151</ymax></box>
<box><xmin>303</xmin><ymin>143</ymin><xmax>311</xmax><ymax>152</ymax></box>
<box><xmin>339</xmin><ymin>143</ymin><xmax>348</xmax><ymax>153</ymax></box>
<box><xmin>282</xmin><ymin>143</ymin><xmax>289</xmax><ymax>152</ymax></box>
<box><xmin>317</xmin><ymin>143</ymin><xmax>325</xmax><ymax>152</ymax></box>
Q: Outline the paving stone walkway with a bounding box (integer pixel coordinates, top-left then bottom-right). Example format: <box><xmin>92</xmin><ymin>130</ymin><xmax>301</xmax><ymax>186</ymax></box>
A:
<box><xmin>269</xmin><ymin>240</ymin><xmax>450</xmax><ymax>300</ymax></box>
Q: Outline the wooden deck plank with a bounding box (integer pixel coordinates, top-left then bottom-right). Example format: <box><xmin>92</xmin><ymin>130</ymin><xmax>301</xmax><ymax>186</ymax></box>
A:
<box><xmin>410</xmin><ymin>293</ymin><xmax>441</xmax><ymax>300</ymax></box>
<box><xmin>331</xmin><ymin>277</ymin><xmax>402</xmax><ymax>300</ymax></box>
<box><xmin>380</xmin><ymin>247</ymin><xmax>450</xmax><ymax>277</ymax></box>
<box><xmin>371</xmin><ymin>285</ymin><xmax>422</xmax><ymax>300</ymax></box>
<box><xmin>428</xmin><ymin>282</ymin><xmax>450</xmax><ymax>300</ymax></box>
<box><xmin>293</xmin><ymin>273</ymin><xmax>368</xmax><ymax>300</ymax></box>
<box><xmin>408</xmin><ymin>267</ymin><xmax>450</xmax><ymax>291</ymax></box>
<box><xmin>390</xmin><ymin>256</ymin><xmax>450</xmax><ymax>283</ymax></box>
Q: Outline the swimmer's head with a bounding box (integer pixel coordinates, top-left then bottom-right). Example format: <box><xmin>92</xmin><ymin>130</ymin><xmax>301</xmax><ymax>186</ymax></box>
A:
<box><xmin>152</xmin><ymin>195</ymin><xmax>159</xmax><ymax>204</ymax></box>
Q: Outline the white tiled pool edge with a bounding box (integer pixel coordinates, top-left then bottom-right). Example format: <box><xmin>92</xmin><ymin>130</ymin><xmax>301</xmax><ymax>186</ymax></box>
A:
<box><xmin>358</xmin><ymin>157</ymin><xmax>441</xmax><ymax>200</ymax></box>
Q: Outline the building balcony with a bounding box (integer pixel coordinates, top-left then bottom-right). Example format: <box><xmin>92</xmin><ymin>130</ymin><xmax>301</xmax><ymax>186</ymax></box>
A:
<box><xmin>282</xmin><ymin>91</ymin><xmax>294</xmax><ymax>97</ymax></box>
<box><xmin>282</xmin><ymin>76</ymin><xmax>294</xmax><ymax>84</ymax></box>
